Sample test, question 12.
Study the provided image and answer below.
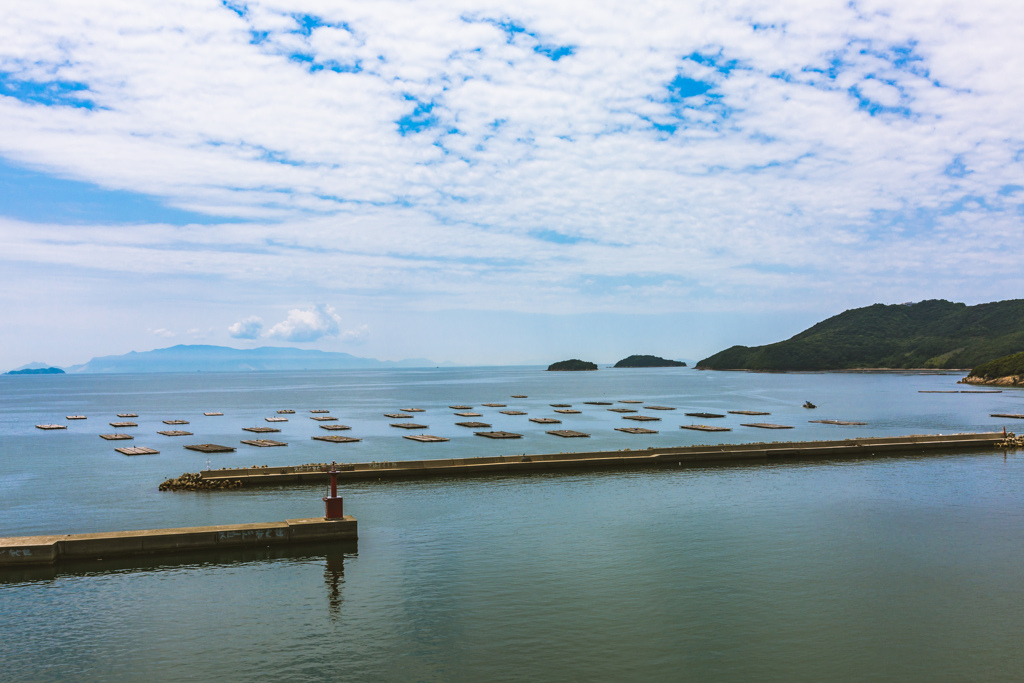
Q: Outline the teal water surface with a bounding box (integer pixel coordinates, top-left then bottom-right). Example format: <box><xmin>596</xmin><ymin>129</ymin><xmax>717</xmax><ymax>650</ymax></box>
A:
<box><xmin>2</xmin><ymin>368</ymin><xmax>1023</xmax><ymax>681</ymax></box>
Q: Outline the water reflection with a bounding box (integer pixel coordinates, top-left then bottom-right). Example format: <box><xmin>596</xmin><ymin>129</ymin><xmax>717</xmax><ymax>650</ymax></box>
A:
<box><xmin>325</xmin><ymin>549</ymin><xmax>346</xmax><ymax>618</ymax></box>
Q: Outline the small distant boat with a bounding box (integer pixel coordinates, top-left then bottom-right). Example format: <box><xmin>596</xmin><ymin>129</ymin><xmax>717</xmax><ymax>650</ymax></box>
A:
<box><xmin>803</xmin><ymin>401</ymin><xmax>817</xmax><ymax>409</ymax></box>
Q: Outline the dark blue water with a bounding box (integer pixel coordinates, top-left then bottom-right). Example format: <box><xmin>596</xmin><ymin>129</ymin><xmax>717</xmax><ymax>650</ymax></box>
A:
<box><xmin>2</xmin><ymin>368</ymin><xmax>1023</xmax><ymax>681</ymax></box>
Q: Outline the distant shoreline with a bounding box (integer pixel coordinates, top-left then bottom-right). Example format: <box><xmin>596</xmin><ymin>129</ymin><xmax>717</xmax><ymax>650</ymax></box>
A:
<box><xmin>695</xmin><ymin>368</ymin><xmax>969</xmax><ymax>375</ymax></box>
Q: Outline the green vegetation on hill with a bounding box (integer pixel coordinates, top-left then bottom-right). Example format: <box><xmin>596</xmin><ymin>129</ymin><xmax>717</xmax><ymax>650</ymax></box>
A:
<box><xmin>968</xmin><ymin>351</ymin><xmax>1024</xmax><ymax>380</ymax></box>
<box><xmin>547</xmin><ymin>359</ymin><xmax>598</xmax><ymax>371</ymax></box>
<box><xmin>696</xmin><ymin>299</ymin><xmax>1024</xmax><ymax>371</ymax></box>
<box><xmin>614</xmin><ymin>355</ymin><xmax>686</xmax><ymax>368</ymax></box>
<box><xmin>5</xmin><ymin>367</ymin><xmax>64</xmax><ymax>375</ymax></box>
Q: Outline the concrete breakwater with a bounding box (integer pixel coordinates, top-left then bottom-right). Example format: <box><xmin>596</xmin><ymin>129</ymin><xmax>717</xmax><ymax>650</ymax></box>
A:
<box><xmin>168</xmin><ymin>432</ymin><xmax>1009</xmax><ymax>490</ymax></box>
<box><xmin>0</xmin><ymin>516</ymin><xmax>357</xmax><ymax>568</ymax></box>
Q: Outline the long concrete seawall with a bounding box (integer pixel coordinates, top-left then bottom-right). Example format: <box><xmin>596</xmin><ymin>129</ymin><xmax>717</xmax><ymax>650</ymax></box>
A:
<box><xmin>195</xmin><ymin>432</ymin><xmax>1007</xmax><ymax>487</ymax></box>
<box><xmin>0</xmin><ymin>516</ymin><xmax>357</xmax><ymax>568</ymax></box>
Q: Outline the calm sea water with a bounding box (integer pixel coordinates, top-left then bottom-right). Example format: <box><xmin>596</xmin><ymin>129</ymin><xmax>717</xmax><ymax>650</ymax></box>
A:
<box><xmin>2</xmin><ymin>367</ymin><xmax>1023</xmax><ymax>681</ymax></box>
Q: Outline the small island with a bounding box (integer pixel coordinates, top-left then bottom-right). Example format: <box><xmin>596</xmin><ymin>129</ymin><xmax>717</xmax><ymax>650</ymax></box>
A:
<box><xmin>547</xmin><ymin>359</ymin><xmax>598</xmax><ymax>371</ymax></box>
<box><xmin>959</xmin><ymin>351</ymin><xmax>1024</xmax><ymax>386</ymax></box>
<box><xmin>613</xmin><ymin>355</ymin><xmax>686</xmax><ymax>368</ymax></box>
<box><xmin>5</xmin><ymin>367</ymin><xmax>64</xmax><ymax>375</ymax></box>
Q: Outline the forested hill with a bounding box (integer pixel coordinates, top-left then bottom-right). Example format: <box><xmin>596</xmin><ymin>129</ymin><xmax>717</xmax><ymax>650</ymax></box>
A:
<box><xmin>696</xmin><ymin>299</ymin><xmax>1024</xmax><ymax>371</ymax></box>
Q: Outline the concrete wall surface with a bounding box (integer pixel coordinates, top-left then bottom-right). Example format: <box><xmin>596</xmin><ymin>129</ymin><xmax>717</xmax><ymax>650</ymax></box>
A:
<box><xmin>0</xmin><ymin>516</ymin><xmax>357</xmax><ymax>568</ymax></box>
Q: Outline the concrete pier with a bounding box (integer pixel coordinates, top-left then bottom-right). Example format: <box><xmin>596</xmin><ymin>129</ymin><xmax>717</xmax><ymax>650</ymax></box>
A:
<box><xmin>0</xmin><ymin>516</ymin><xmax>357</xmax><ymax>568</ymax></box>
<box><xmin>191</xmin><ymin>432</ymin><xmax>1008</xmax><ymax>488</ymax></box>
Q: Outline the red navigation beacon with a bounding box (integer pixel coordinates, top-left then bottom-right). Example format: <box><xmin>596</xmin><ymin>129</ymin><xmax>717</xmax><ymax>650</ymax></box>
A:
<box><xmin>323</xmin><ymin>462</ymin><xmax>344</xmax><ymax>519</ymax></box>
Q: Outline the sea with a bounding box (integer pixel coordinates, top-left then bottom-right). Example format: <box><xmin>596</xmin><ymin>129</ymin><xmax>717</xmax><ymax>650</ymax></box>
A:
<box><xmin>2</xmin><ymin>367</ymin><xmax>1023</xmax><ymax>682</ymax></box>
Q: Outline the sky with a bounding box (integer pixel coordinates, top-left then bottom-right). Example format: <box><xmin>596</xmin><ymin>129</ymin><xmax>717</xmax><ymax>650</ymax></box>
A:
<box><xmin>1</xmin><ymin>0</ymin><xmax>1023</xmax><ymax>369</ymax></box>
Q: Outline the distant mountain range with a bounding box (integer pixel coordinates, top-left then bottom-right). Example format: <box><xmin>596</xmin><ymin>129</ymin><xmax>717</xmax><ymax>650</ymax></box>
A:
<box><xmin>7</xmin><ymin>345</ymin><xmax>452</xmax><ymax>374</ymax></box>
<box><xmin>697</xmin><ymin>299</ymin><xmax>1024</xmax><ymax>371</ymax></box>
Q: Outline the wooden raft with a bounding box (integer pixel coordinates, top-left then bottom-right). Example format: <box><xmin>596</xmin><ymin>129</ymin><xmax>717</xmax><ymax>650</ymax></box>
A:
<box><xmin>554</xmin><ymin>409</ymin><xmax>581</xmax><ymax>414</ymax></box>
<box><xmin>390</xmin><ymin>423</ymin><xmax>428</xmax><ymax>430</ymax></box>
<box><xmin>277</xmin><ymin>410</ymin><xmax>295</xmax><ymax>414</ymax></box>
<box><xmin>616</xmin><ymin>427</ymin><xmax>658</xmax><ymax>434</ymax></box>
<box><xmin>157</xmin><ymin>430</ymin><xmax>192</xmax><ymax>436</ymax></box>
<box><xmin>312</xmin><ymin>416</ymin><xmax>338</xmax><ymax>422</ymax></box>
<box><xmin>243</xmin><ymin>427</ymin><xmax>281</xmax><ymax>433</ymax></box>
<box><xmin>742</xmin><ymin>423</ymin><xmax>794</xmax><ymax>430</ymax></box>
<box><xmin>608</xmin><ymin>408</ymin><xmax>636</xmax><ymax>413</ymax></box>
<box><xmin>400</xmin><ymin>408</ymin><xmax>425</xmax><ymax>413</ymax></box>
<box><xmin>991</xmin><ymin>413</ymin><xmax>1024</xmax><ymax>419</ymax></box>
<box><xmin>404</xmin><ymin>434</ymin><xmax>449</xmax><ymax>443</ymax></box>
<box><xmin>312</xmin><ymin>435</ymin><xmax>362</xmax><ymax>444</ymax></box>
<box><xmin>204</xmin><ymin>412</ymin><xmax>223</xmax><ymax>416</ymax></box>
<box><xmin>475</xmin><ymin>431</ymin><xmax>522</xmax><ymax>439</ymax></box>
<box><xmin>36</xmin><ymin>424</ymin><xmax>67</xmax><ymax>430</ymax></box>
<box><xmin>265</xmin><ymin>417</ymin><xmax>288</xmax><ymax>423</ymax></box>
<box><xmin>728</xmin><ymin>410</ymin><xmax>771</xmax><ymax>416</ymax></box>
<box><xmin>384</xmin><ymin>413</ymin><xmax>412</xmax><ymax>419</ymax></box>
<box><xmin>116</xmin><ymin>446</ymin><xmax>159</xmax><ymax>456</ymax></box>
<box><xmin>109</xmin><ymin>422</ymin><xmax>137</xmax><ymax>428</ymax></box>
<box><xmin>482</xmin><ymin>403</ymin><xmax>506</xmax><ymax>407</ymax></box>
<box><xmin>163</xmin><ymin>420</ymin><xmax>189</xmax><ymax>425</ymax></box>
<box><xmin>809</xmin><ymin>420</ymin><xmax>867</xmax><ymax>426</ymax></box>
<box><xmin>623</xmin><ymin>415</ymin><xmax>660</xmax><ymax>422</ymax></box>
<box><xmin>100</xmin><ymin>433</ymin><xmax>133</xmax><ymax>440</ymax></box>
<box><xmin>680</xmin><ymin>425</ymin><xmax>731</xmax><ymax>432</ymax></box>
<box><xmin>184</xmin><ymin>444</ymin><xmax>235</xmax><ymax>453</ymax></box>
<box><xmin>117</xmin><ymin>413</ymin><xmax>138</xmax><ymax>418</ymax></box>
<box><xmin>500</xmin><ymin>410</ymin><xmax>527</xmax><ymax>415</ymax></box>
<box><xmin>456</xmin><ymin>421</ymin><xmax>492</xmax><ymax>428</ymax></box>
<box><xmin>65</xmin><ymin>415</ymin><xmax>87</xmax><ymax>420</ymax></box>
<box><xmin>547</xmin><ymin>430</ymin><xmax>589</xmax><ymax>438</ymax></box>
<box><xmin>319</xmin><ymin>424</ymin><xmax>352</xmax><ymax>431</ymax></box>
<box><xmin>241</xmin><ymin>439</ymin><xmax>287</xmax><ymax>447</ymax></box>
<box><xmin>454</xmin><ymin>412</ymin><xmax>482</xmax><ymax>417</ymax></box>
<box><xmin>530</xmin><ymin>418</ymin><xmax>561</xmax><ymax>424</ymax></box>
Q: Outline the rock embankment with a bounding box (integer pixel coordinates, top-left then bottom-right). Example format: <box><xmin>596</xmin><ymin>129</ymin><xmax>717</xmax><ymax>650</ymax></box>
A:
<box><xmin>997</xmin><ymin>433</ymin><xmax>1024</xmax><ymax>449</ymax></box>
<box><xmin>159</xmin><ymin>472</ymin><xmax>243</xmax><ymax>491</ymax></box>
<box><xmin>959</xmin><ymin>374</ymin><xmax>1023</xmax><ymax>386</ymax></box>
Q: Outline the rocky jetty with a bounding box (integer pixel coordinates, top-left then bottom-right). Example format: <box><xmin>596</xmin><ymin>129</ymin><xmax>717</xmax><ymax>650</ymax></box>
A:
<box><xmin>159</xmin><ymin>472</ymin><xmax>243</xmax><ymax>491</ymax></box>
<box><xmin>997</xmin><ymin>433</ymin><xmax>1024</xmax><ymax>449</ymax></box>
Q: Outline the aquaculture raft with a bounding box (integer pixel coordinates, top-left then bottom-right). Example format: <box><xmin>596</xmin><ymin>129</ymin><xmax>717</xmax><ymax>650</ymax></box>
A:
<box><xmin>400</xmin><ymin>408</ymin><xmax>425</xmax><ymax>413</ymax></box>
<box><xmin>204</xmin><ymin>412</ymin><xmax>223</xmax><ymax>416</ymax></box>
<box><xmin>116</xmin><ymin>446</ymin><xmax>159</xmax><ymax>456</ymax></box>
<box><xmin>530</xmin><ymin>418</ymin><xmax>561</xmax><ymax>424</ymax></box>
<box><xmin>482</xmin><ymin>403</ymin><xmax>506</xmax><ymax>407</ymax></box>
<box><xmin>277</xmin><ymin>410</ymin><xmax>295</xmax><ymax>414</ymax></box>
<box><xmin>616</xmin><ymin>427</ymin><xmax>658</xmax><ymax>434</ymax></box>
<box><xmin>158</xmin><ymin>430</ymin><xmax>192</xmax><ymax>436</ymax></box>
<box><xmin>475</xmin><ymin>431</ymin><xmax>523</xmax><ymax>439</ymax></box>
<box><xmin>109</xmin><ymin>422</ymin><xmax>137</xmax><ymax>428</ymax></box>
<box><xmin>185</xmin><ymin>444</ymin><xmax>236</xmax><ymax>453</ymax></box>
<box><xmin>623</xmin><ymin>415</ymin><xmax>660</xmax><ymax>422</ymax></box>
<box><xmin>809</xmin><ymin>420</ymin><xmax>867</xmax><ymax>426</ymax></box>
<box><xmin>390</xmin><ymin>423</ymin><xmax>428</xmax><ymax>430</ymax></box>
<box><xmin>36</xmin><ymin>424</ymin><xmax>67</xmax><ymax>430</ymax></box>
<box><xmin>454</xmin><ymin>412</ymin><xmax>482</xmax><ymax>417</ymax></box>
<box><xmin>449</xmin><ymin>405</ymin><xmax>472</xmax><ymax>410</ymax></box>
<box><xmin>511</xmin><ymin>395</ymin><xmax>527</xmax><ymax>398</ymax></box>
<box><xmin>500</xmin><ymin>410</ymin><xmax>527</xmax><ymax>415</ymax></box>
<box><xmin>384</xmin><ymin>413</ymin><xmax>412</xmax><ymax>419</ymax></box>
<box><xmin>319</xmin><ymin>424</ymin><xmax>352</xmax><ymax>431</ymax></box>
<box><xmin>547</xmin><ymin>430</ymin><xmax>590</xmax><ymax>438</ymax></box>
<box><xmin>117</xmin><ymin>413</ymin><xmax>138</xmax><ymax>418</ymax></box>
<box><xmin>644</xmin><ymin>406</ymin><xmax>675</xmax><ymax>411</ymax></box>
<box><xmin>728</xmin><ymin>411</ymin><xmax>771</xmax><ymax>416</ymax></box>
<box><xmin>456</xmin><ymin>421</ymin><xmax>492</xmax><ymax>428</ymax></box>
<box><xmin>310</xmin><ymin>410</ymin><xmax>330</xmax><ymax>413</ymax></box>
<box><xmin>242</xmin><ymin>426</ymin><xmax>280</xmax><ymax>433</ymax></box>
<box><xmin>241</xmin><ymin>439</ymin><xmax>287</xmax><ymax>447</ymax></box>
<box><xmin>992</xmin><ymin>413</ymin><xmax>1024</xmax><ymax>419</ymax></box>
<box><xmin>66</xmin><ymin>415</ymin><xmax>87</xmax><ymax>420</ymax></box>
<box><xmin>404</xmin><ymin>434</ymin><xmax>449</xmax><ymax>443</ymax></box>
<box><xmin>100</xmin><ymin>433</ymin><xmax>134</xmax><ymax>440</ymax></box>
<box><xmin>163</xmin><ymin>420</ymin><xmax>189</xmax><ymax>425</ymax></box>
<box><xmin>742</xmin><ymin>423</ymin><xmax>794</xmax><ymax>430</ymax></box>
<box><xmin>554</xmin><ymin>409</ymin><xmax>581</xmax><ymax>414</ymax></box>
<box><xmin>265</xmin><ymin>417</ymin><xmax>288</xmax><ymax>423</ymax></box>
<box><xmin>686</xmin><ymin>412</ymin><xmax>725</xmax><ymax>419</ymax></box>
<box><xmin>584</xmin><ymin>401</ymin><xmax>612</xmax><ymax>405</ymax></box>
<box><xmin>619</xmin><ymin>400</ymin><xmax>643</xmax><ymax>404</ymax></box>
<box><xmin>608</xmin><ymin>408</ymin><xmax>636</xmax><ymax>413</ymax></box>
<box><xmin>311</xmin><ymin>416</ymin><xmax>338</xmax><ymax>422</ymax></box>
<box><xmin>312</xmin><ymin>436</ymin><xmax>361</xmax><ymax>444</ymax></box>
<box><xmin>680</xmin><ymin>425</ymin><xmax>731</xmax><ymax>432</ymax></box>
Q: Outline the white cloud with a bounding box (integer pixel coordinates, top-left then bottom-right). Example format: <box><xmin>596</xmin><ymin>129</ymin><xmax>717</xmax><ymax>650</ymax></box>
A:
<box><xmin>228</xmin><ymin>316</ymin><xmax>263</xmax><ymax>339</ymax></box>
<box><xmin>266</xmin><ymin>304</ymin><xmax>342</xmax><ymax>342</ymax></box>
<box><xmin>0</xmin><ymin>0</ymin><xmax>1022</xmax><ymax>324</ymax></box>
<box><xmin>149</xmin><ymin>328</ymin><xmax>175</xmax><ymax>338</ymax></box>
<box><xmin>340</xmin><ymin>323</ymin><xmax>369</xmax><ymax>342</ymax></box>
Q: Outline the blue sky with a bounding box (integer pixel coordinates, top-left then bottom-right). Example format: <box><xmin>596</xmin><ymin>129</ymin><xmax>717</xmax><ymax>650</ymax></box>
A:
<box><xmin>1</xmin><ymin>0</ymin><xmax>1022</xmax><ymax>368</ymax></box>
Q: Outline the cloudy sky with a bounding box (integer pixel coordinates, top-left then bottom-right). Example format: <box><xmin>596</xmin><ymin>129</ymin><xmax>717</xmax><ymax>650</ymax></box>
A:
<box><xmin>1</xmin><ymin>0</ymin><xmax>1022</xmax><ymax>368</ymax></box>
